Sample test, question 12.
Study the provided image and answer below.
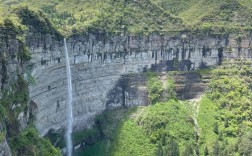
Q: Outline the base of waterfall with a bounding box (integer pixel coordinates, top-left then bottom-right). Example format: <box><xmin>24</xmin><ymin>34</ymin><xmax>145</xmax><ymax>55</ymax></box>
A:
<box><xmin>61</xmin><ymin>144</ymin><xmax>81</xmax><ymax>155</ymax></box>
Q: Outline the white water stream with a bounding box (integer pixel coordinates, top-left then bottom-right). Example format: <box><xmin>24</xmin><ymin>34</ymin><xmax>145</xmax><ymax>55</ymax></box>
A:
<box><xmin>64</xmin><ymin>38</ymin><xmax>73</xmax><ymax>156</ymax></box>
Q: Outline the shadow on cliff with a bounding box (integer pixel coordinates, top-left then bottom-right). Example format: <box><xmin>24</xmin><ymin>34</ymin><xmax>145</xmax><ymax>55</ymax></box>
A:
<box><xmin>105</xmin><ymin>73</ymin><xmax>148</xmax><ymax>109</ymax></box>
<box><xmin>105</xmin><ymin>59</ymin><xmax>212</xmax><ymax>107</ymax></box>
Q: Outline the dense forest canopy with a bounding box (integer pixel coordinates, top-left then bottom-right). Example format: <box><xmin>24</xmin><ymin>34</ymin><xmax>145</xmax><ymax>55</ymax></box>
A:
<box><xmin>1</xmin><ymin>1</ymin><xmax>252</xmax><ymax>156</ymax></box>
<box><xmin>1</xmin><ymin>0</ymin><xmax>252</xmax><ymax>36</ymax></box>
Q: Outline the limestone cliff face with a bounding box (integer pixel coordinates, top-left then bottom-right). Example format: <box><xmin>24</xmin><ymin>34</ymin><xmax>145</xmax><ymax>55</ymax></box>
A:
<box><xmin>27</xmin><ymin>33</ymin><xmax>251</xmax><ymax>135</ymax></box>
<box><xmin>0</xmin><ymin>28</ymin><xmax>27</xmax><ymax>156</ymax></box>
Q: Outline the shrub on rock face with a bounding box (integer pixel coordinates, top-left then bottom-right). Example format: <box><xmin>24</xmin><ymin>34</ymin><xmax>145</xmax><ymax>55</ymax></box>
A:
<box><xmin>9</xmin><ymin>128</ymin><xmax>61</xmax><ymax>156</ymax></box>
<box><xmin>17</xmin><ymin>41</ymin><xmax>31</xmax><ymax>63</ymax></box>
<box><xmin>146</xmin><ymin>73</ymin><xmax>164</xmax><ymax>104</ymax></box>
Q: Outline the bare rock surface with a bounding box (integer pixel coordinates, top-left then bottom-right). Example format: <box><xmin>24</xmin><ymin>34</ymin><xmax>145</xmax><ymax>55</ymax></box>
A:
<box><xmin>26</xmin><ymin>33</ymin><xmax>251</xmax><ymax>135</ymax></box>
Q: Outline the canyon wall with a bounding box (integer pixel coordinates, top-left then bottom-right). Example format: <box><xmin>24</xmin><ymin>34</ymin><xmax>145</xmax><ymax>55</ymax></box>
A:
<box><xmin>27</xmin><ymin>33</ymin><xmax>252</xmax><ymax>135</ymax></box>
<box><xmin>0</xmin><ymin>29</ymin><xmax>27</xmax><ymax>156</ymax></box>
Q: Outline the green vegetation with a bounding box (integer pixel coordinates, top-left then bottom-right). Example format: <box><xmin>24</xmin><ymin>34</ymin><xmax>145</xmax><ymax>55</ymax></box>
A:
<box><xmin>0</xmin><ymin>131</ymin><xmax>5</xmax><ymax>142</ymax></box>
<box><xmin>197</xmin><ymin>59</ymin><xmax>252</xmax><ymax>155</ymax></box>
<box><xmin>73</xmin><ymin>59</ymin><xmax>252</xmax><ymax>156</ymax></box>
<box><xmin>0</xmin><ymin>0</ymin><xmax>182</xmax><ymax>36</ymax></box>
<box><xmin>75</xmin><ymin>140</ymin><xmax>108</xmax><ymax>156</ymax></box>
<box><xmin>73</xmin><ymin>100</ymin><xmax>194</xmax><ymax>156</ymax></box>
<box><xmin>146</xmin><ymin>72</ymin><xmax>176</xmax><ymax>104</ymax></box>
<box><xmin>1</xmin><ymin>1</ymin><xmax>252</xmax><ymax>155</ymax></box>
<box><xmin>0</xmin><ymin>75</ymin><xmax>29</xmax><ymax>124</ymax></box>
<box><xmin>0</xmin><ymin>16</ymin><xmax>31</xmax><ymax>63</ymax></box>
<box><xmin>0</xmin><ymin>75</ymin><xmax>61</xmax><ymax>155</ymax></box>
<box><xmin>111</xmin><ymin>116</ymin><xmax>156</xmax><ymax>156</ymax></box>
<box><xmin>111</xmin><ymin>100</ymin><xmax>194</xmax><ymax>156</ymax></box>
<box><xmin>70</xmin><ymin>74</ymin><xmax>194</xmax><ymax>156</ymax></box>
<box><xmin>0</xmin><ymin>14</ymin><xmax>60</xmax><ymax>154</ymax></box>
<box><xmin>72</xmin><ymin>108</ymin><xmax>137</xmax><ymax>156</ymax></box>
<box><xmin>138</xmin><ymin>100</ymin><xmax>194</xmax><ymax>154</ymax></box>
<box><xmin>146</xmin><ymin>72</ymin><xmax>164</xmax><ymax>104</ymax></box>
<box><xmin>9</xmin><ymin>128</ymin><xmax>61</xmax><ymax>156</ymax></box>
<box><xmin>13</xmin><ymin>5</ymin><xmax>62</xmax><ymax>38</ymax></box>
<box><xmin>1</xmin><ymin>0</ymin><xmax>252</xmax><ymax>35</ymax></box>
<box><xmin>198</xmin><ymin>96</ymin><xmax>220</xmax><ymax>154</ymax></box>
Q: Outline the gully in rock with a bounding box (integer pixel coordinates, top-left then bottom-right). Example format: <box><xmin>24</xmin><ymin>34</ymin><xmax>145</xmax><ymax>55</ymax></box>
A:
<box><xmin>64</xmin><ymin>38</ymin><xmax>74</xmax><ymax>156</ymax></box>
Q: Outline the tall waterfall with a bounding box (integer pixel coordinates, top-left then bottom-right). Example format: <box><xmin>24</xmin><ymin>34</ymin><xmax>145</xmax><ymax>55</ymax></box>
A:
<box><xmin>64</xmin><ymin>38</ymin><xmax>73</xmax><ymax>156</ymax></box>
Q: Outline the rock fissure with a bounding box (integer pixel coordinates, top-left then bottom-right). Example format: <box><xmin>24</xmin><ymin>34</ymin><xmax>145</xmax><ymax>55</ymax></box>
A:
<box><xmin>26</xmin><ymin>33</ymin><xmax>252</xmax><ymax>135</ymax></box>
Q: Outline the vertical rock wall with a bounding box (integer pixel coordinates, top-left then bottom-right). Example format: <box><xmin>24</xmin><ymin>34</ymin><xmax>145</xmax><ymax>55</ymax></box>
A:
<box><xmin>0</xmin><ymin>28</ymin><xmax>27</xmax><ymax>156</ymax></box>
<box><xmin>27</xmin><ymin>33</ymin><xmax>252</xmax><ymax>135</ymax></box>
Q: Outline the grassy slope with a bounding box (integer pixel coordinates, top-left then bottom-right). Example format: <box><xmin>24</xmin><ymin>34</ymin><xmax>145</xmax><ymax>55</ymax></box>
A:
<box><xmin>1</xmin><ymin>0</ymin><xmax>252</xmax><ymax>35</ymax></box>
<box><xmin>110</xmin><ymin>116</ymin><xmax>156</xmax><ymax>156</ymax></box>
<box><xmin>75</xmin><ymin>62</ymin><xmax>252</xmax><ymax>155</ymax></box>
<box><xmin>198</xmin><ymin>96</ymin><xmax>219</xmax><ymax>154</ymax></box>
<box><xmin>74</xmin><ymin>100</ymin><xmax>195</xmax><ymax>156</ymax></box>
<box><xmin>197</xmin><ymin>59</ymin><xmax>252</xmax><ymax>155</ymax></box>
<box><xmin>0</xmin><ymin>0</ymin><xmax>182</xmax><ymax>35</ymax></box>
<box><xmin>1</xmin><ymin>1</ymin><xmax>252</xmax><ymax>155</ymax></box>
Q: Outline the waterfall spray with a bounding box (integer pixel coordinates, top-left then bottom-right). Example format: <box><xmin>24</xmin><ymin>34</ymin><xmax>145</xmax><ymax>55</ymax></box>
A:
<box><xmin>64</xmin><ymin>38</ymin><xmax>73</xmax><ymax>156</ymax></box>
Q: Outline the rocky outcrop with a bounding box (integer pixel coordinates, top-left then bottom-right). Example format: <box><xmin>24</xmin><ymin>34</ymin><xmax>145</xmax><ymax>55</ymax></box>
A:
<box><xmin>0</xmin><ymin>28</ymin><xmax>28</xmax><ymax>155</ymax></box>
<box><xmin>173</xmin><ymin>72</ymin><xmax>210</xmax><ymax>100</ymax></box>
<box><xmin>0</xmin><ymin>139</ymin><xmax>12</xmax><ymax>156</ymax></box>
<box><xmin>27</xmin><ymin>32</ymin><xmax>252</xmax><ymax>135</ymax></box>
<box><xmin>0</xmin><ymin>36</ymin><xmax>21</xmax><ymax>91</ymax></box>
